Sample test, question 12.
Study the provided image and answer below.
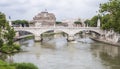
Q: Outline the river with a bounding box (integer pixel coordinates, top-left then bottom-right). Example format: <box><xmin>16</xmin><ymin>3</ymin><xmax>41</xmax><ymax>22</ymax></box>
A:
<box><xmin>3</xmin><ymin>34</ymin><xmax>120</xmax><ymax>69</ymax></box>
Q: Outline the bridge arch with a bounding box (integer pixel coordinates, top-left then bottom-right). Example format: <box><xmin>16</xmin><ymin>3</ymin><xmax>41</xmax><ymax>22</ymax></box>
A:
<box><xmin>73</xmin><ymin>29</ymin><xmax>103</xmax><ymax>36</ymax></box>
<box><xmin>14</xmin><ymin>29</ymin><xmax>38</xmax><ymax>37</ymax></box>
<box><xmin>39</xmin><ymin>29</ymin><xmax>70</xmax><ymax>36</ymax></box>
<box><xmin>89</xmin><ymin>30</ymin><xmax>101</xmax><ymax>35</ymax></box>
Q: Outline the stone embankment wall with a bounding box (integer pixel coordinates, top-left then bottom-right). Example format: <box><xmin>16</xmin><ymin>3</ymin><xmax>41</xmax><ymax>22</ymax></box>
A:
<box><xmin>91</xmin><ymin>30</ymin><xmax>120</xmax><ymax>46</ymax></box>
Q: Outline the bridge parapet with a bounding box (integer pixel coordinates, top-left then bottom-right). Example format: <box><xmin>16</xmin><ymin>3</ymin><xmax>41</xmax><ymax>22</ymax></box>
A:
<box><xmin>14</xmin><ymin>27</ymin><xmax>103</xmax><ymax>35</ymax></box>
<box><xmin>14</xmin><ymin>27</ymin><xmax>100</xmax><ymax>30</ymax></box>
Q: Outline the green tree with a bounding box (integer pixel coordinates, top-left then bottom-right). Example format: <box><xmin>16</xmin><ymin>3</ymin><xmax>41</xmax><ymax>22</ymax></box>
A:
<box><xmin>100</xmin><ymin>0</ymin><xmax>120</xmax><ymax>33</ymax></box>
<box><xmin>101</xmin><ymin>14</ymin><xmax>112</xmax><ymax>30</ymax></box>
<box><xmin>0</xmin><ymin>12</ymin><xmax>16</xmax><ymax>46</ymax></box>
<box><xmin>84</xmin><ymin>19</ymin><xmax>91</xmax><ymax>27</ymax></box>
<box><xmin>0</xmin><ymin>12</ymin><xmax>7</xmax><ymax>28</ymax></box>
<box><xmin>12</xmin><ymin>20</ymin><xmax>29</xmax><ymax>27</ymax></box>
<box><xmin>4</xmin><ymin>24</ymin><xmax>15</xmax><ymax>45</ymax></box>
<box><xmin>74</xmin><ymin>21</ymin><xmax>82</xmax><ymax>24</ymax></box>
<box><xmin>74</xmin><ymin>21</ymin><xmax>83</xmax><ymax>27</ymax></box>
<box><xmin>0</xmin><ymin>12</ymin><xmax>7</xmax><ymax>47</ymax></box>
<box><xmin>85</xmin><ymin>15</ymin><xmax>100</xmax><ymax>27</ymax></box>
<box><xmin>56</xmin><ymin>21</ymin><xmax>62</xmax><ymax>24</ymax></box>
<box><xmin>89</xmin><ymin>15</ymin><xmax>99</xmax><ymax>27</ymax></box>
<box><xmin>0</xmin><ymin>12</ymin><xmax>20</xmax><ymax>53</ymax></box>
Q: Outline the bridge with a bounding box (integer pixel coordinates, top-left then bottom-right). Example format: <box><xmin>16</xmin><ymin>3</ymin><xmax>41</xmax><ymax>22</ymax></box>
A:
<box><xmin>14</xmin><ymin>27</ymin><xmax>104</xmax><ymax>41</ymax></box>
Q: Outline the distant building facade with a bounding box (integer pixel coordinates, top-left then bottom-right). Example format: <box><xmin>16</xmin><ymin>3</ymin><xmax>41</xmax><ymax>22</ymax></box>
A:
<box><xmin>62</xmin><ymin>18</ymin><xmax>85</xmax><ymax>27</ymax></box>
<box><xmin>30</xmin><ymin>11</ymin><xmax>56</xmax><ymax>27</ymax></box>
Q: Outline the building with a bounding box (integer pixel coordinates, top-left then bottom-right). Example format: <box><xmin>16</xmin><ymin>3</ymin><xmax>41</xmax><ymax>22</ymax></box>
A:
<box><xmin>30</xmin><ymin>11</ymin><xmax>56</xmax><ymax>27</ymax></box>
<box><xmin>62</xmin><ymin>18</ymin><xmax>85</xmax><ymax>27</ymax></box>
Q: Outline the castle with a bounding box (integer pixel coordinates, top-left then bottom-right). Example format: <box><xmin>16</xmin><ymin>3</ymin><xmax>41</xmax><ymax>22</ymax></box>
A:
<box><xmin>30</xmin><ymin>10</ymin><xmax>56</xmax><ymax>27</ymax></box>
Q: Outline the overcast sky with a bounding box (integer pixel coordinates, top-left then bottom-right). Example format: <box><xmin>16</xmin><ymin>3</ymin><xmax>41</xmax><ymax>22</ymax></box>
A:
<box><xmin>0</xmin><ymin>0</ymin><xmax>108</xmax><ymax>21</ymax></box>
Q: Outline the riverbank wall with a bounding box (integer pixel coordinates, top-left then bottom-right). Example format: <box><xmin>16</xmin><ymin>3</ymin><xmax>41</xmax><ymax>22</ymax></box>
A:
<box><xmin>90</xmin><ymin>37</ymin><xmax>120</xmax><ymax>46</ymax></box>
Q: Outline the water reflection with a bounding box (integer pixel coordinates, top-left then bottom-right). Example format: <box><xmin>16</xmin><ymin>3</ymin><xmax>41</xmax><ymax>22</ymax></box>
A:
<box><xmin>1</xmin><ymin>33</ymin><xmax>120</xmax><ymax>69</ymax></box>
<box><xmin>91</xmin><ymin>42</ymin><xmax>120</xmax><ymax>69</ymax></box>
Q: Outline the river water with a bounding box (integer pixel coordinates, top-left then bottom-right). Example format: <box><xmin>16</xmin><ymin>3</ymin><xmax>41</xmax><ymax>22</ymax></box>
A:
<box><xmin>4</xmin><ymin>34</ymin><xmax>120</xmax><ymax>69</ymax></box>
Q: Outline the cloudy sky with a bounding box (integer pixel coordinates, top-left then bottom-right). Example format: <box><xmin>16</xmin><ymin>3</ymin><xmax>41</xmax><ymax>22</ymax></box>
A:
<box><xmin>0</xmin><ymin>0</ymin><xmax>108</xmax><ymax>21</ymax></box>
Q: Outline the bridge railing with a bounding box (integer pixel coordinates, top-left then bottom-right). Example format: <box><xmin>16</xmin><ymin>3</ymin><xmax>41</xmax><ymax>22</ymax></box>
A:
<box><xmin>13</xmin><ymin>26</ymin><xmax>104</xmax><ymax>35</ymax></box>
<box><xmin>13</xmin><ymin>26</ymin><xmax>99</xmax><ymax>29</ymax></box>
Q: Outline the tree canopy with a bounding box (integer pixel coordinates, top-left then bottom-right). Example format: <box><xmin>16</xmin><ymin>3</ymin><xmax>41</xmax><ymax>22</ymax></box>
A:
<box><xmin>12</xmin><ymin>20</ymin><xmax>29</xmax><ymax>27</ymax></box>
<box><xmin>100</xmin><ymin>0</ymin><xmax>120</xmax><ymax>32</ymax></box>
<box><xmin>84</xmin><ymin>15</ymin><xmax>100</xmax><ymax>27</ymax></box>
<box><xmin>0</xmin><ymin>12</ymin><xmax>19</xmax><ymax>53</ymax></box>
<box><xmin>85</xmin><ymin>0</ymin><xmax>120</xmax><ymax>33</ymax></box>
<box><xmin>0</xmin><ymin>12</ymin><xmax>15</xmax><ymax>46</ymax></box>
<box><xmin>0</xmin><ymin>12</ymin><xmax>7</xmax><ymax>28</ymax></box>
<box><xmin>56</xmin><ymin>21</ymin><xmax>62</xmax><ymax>24</ymax></box>
<box><xmin>74</xmin><ymin>21</ymin><xmax>82</xmax><ymax>24</ymax></box>
<box><xmin>0</xmin><ymin>12</ymin><xmax>7</xmax><ymax>47</ymax></box>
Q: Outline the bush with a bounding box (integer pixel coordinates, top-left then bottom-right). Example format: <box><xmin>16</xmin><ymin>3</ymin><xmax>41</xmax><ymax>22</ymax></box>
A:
<box><xmin>0</xmin><ymin>60</ymin><xmax>38</xmax><ymax>69</ymax></box>
<box><xmin>12</xmin><ymin>44</ymin><xmax>21</xmax><ymax>51</ymax></box>
<box><xmin>15</xmin><ymin>63</ymin><xmax>38</xmax><ymax>69</ymax></box>
<box><xmin>0</xmin><ymin>44</ymin><xmax>12</xmax><ymax>53</ymax></box>
<box><xmin>0</xmin><ymin>60</ymin><xmax>15</xmax><ymax>69</ymax></box>
<box><xmin>0</xmin><ymin>44</ymin><xmax>20</xmax><ymax>53</ymax></box>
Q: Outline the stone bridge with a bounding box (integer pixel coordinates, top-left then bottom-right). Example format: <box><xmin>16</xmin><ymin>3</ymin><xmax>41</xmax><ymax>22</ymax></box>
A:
<box><xmin>14</xmin><ymin>27</ymin><xmax>103</xmax><ymax>41</ymax></box>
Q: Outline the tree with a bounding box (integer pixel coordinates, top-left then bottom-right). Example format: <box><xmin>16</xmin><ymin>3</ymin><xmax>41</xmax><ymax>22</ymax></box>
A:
<box><xmin>56</xmin><ymin>21</ymin><xmax>62</xmax><ymax>24</ymax></box>
<box><xmin>0</xmin><ymin>12</ymin><xmax>7</xmax><ymax>28</ymax></box>
<box><xmin>84</xmin><ymin>19</ymin><xmax>91</xmax><ymax>27</ymax></box>
<box><xmin>0</xmin><ymin>12</ymin><xmax>16</xmax><ymax>46</ymax></box>
<box><xmin>85</xmin><ymin>15</ymin><xmax>99</xmax><ymax>27</ymax></box>
<box><xmin>0</xmin><ymin>12</ymin><xmax>7</xmax><ymax>47</ymax></box>
<box><xmin>100</xmin><ymin>0</ymin><xmax>120</xmax><ymax>33</ymax></box>
<box><xmin>101</xmin><ymin>14</ymin><xmax>112</xmax><ymax>30</ymax></box>
<box><xmin>74</xmin><ymin>21</ymin><xmax>83</xmax><ymax>27</ymax></box>
<box><xmin>89</xmin><ymin>15</ymin><xmax>99</xmax><ymax>27</ymax></box>
<box><xmin>0</xmin><ymin>12</ymin><xmax>18</xmax><ymax>52</ymax></box>
<box><xmin>12</xmin><ymin>20</ymin><xmax>29</xmax><ymax>27</ymax></box>
<box><xmin>74</xmin><ymin>21</ymin><xmax>82</xmax><ymax>24</ymax></box>
<box><xmin>4</xmin><ymin>25</ymin><xmax>15</xmax><ymax>45</ymax></box>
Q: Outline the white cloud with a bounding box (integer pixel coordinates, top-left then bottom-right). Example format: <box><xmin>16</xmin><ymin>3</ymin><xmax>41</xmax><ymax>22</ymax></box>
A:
<box><xmin>0</xmin><ymin>0</ymin><xmax>109</xmax><ymax>21</ymax></box>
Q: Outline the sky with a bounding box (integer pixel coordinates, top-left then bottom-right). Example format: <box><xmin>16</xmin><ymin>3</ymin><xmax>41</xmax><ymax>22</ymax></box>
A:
<box><xmin>0</xmin><ymin>0</ymin><xmax>108</xmax><ymax>21</ymax></box>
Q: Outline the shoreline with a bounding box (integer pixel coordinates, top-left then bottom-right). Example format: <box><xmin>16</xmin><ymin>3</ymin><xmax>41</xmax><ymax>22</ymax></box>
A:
<box><xmin>90</xmin><ymin>37</ymin><xmax>120</xmax><ymax>47</ymax></box>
